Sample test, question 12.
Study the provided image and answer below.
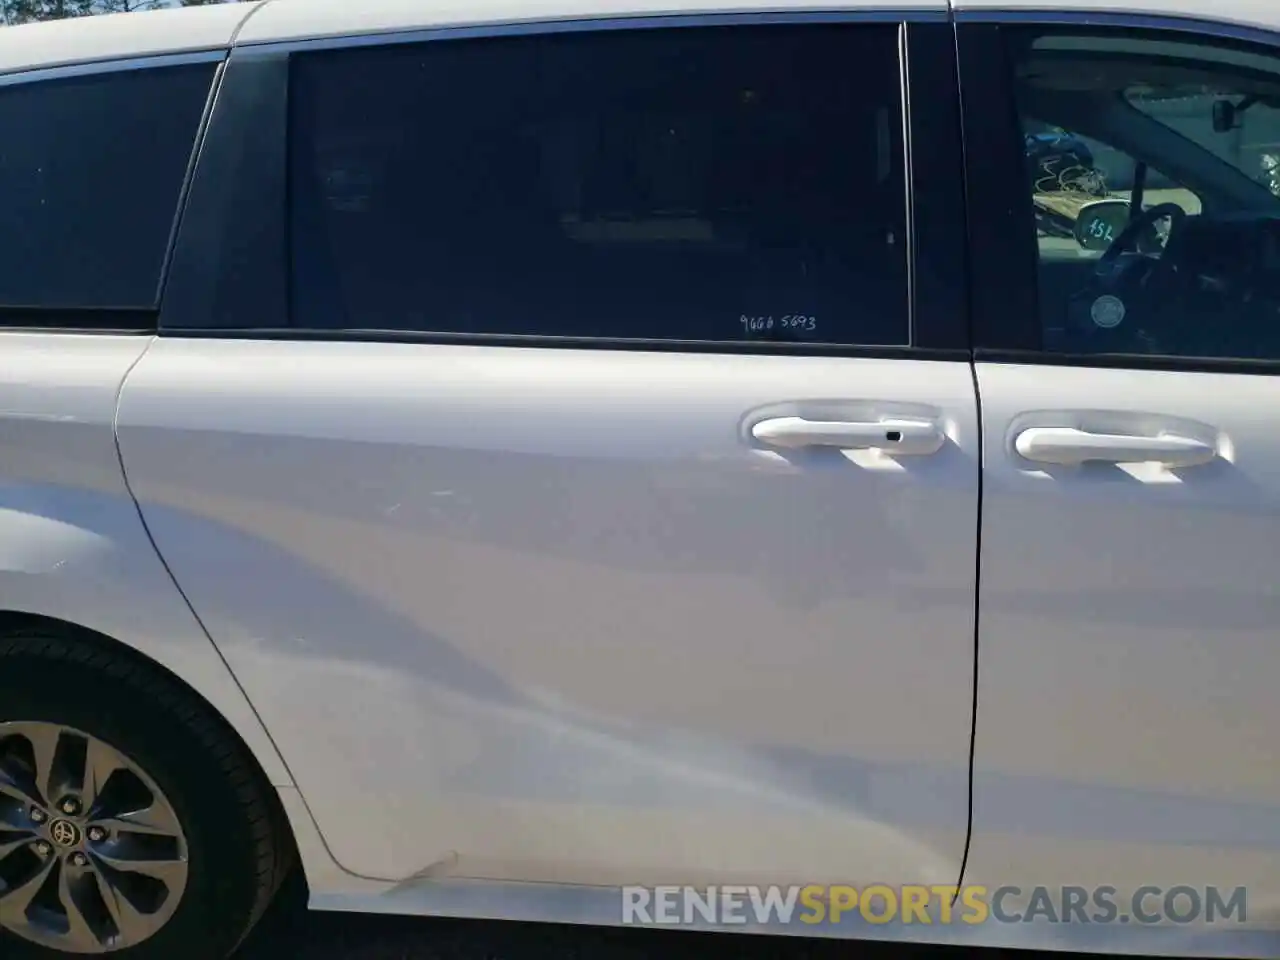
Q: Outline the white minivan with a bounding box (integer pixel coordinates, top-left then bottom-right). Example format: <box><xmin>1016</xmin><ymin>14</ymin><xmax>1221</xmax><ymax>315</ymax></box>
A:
<box><xmin>1</xmin><ymin>0</ymin><xmax>1279</xmax><ymax>956</ymax></box>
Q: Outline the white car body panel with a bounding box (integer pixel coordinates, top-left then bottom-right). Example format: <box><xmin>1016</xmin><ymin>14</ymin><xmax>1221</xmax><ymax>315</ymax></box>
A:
<box><xmin>0</xmin><ymin>1</ymin><xmax>1274</xmax><ymax>955</ymax></box>
<box><xmin>116</xmin><ymin>339</ymin><xmax>979</xmax><ymax>889</ymax></box>
<box><xmin>968</xmin><ymin>362</ymin><xmax>1280</xmax><ymax>953</ymax></box>
<box><xmin>0</xmin><ymin>333</ymin><xmax>291</xmax><ymax>788</ymax></box>
<box><xmin>0</xmin><ymin>2</ymin><xmax>256</xmax><ymax>75</ymax></box>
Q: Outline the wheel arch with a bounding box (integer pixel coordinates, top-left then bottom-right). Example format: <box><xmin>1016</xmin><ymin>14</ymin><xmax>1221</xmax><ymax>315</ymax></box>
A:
<box><xmin>0</xmin><ymin>609</ymin><xmax>304</xmax><ymax>871</ymax></box>
<box><xmin>0</xmin><ymin>607</ymin><xmax>270</xmax><ymax>764</ymax></box>
<box><xmin>0</xmin><ymin>609</ymin><xmax>328</xmax><ymax>948</ymax></box>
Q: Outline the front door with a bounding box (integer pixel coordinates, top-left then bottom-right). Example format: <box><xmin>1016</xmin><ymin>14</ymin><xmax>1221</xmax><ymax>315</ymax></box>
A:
<box><xmin>959</xmin><ymin>11</ymin><xmax>1280</xmax><ymax>955</ymax></box>
<box><xmin>118</xmin><ymin>14</ymin><xmax>979</xmax><ymax>893</ymax></box>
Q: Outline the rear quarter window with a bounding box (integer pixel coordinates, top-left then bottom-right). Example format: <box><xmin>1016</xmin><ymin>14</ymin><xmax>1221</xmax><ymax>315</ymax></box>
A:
<box><xmin>0</xmin><ymin>60</ymin><xmax>217</xmax><ymax>312</ymax></box>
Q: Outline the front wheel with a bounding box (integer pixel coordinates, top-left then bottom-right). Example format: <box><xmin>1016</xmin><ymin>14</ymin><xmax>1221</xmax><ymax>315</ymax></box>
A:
<box><xmin>0</xmin><ymin>627</ymin><xmax>292</xmax><ymax>958</ymax></box>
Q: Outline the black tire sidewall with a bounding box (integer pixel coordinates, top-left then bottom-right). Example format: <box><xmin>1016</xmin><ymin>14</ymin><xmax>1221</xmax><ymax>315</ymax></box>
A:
<box><xmin>0</xmin><ymin>650</ymin><xmax>261</xmax><ymax>960</ymax></box>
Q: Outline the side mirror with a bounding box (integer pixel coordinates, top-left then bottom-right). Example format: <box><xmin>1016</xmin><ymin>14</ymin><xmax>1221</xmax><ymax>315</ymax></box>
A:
<box><xmin>1073</xmin><ymin>199</ymin><xmax>1131</xmax><ymax>251</ymax></box>
<box><xmin>1213</xmin><ymin>99</ymin><xmax>1237</xmax><ymax>133</ymax></box>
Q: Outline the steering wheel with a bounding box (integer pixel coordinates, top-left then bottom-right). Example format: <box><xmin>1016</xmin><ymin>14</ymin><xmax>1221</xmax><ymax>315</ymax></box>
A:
<box><xmin>1094</xmin><ymin>202</ymin><xmax>1187</xmax><ymax>277</ymax></box>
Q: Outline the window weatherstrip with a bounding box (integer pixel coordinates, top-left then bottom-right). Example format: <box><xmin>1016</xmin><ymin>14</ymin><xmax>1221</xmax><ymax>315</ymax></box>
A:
<box><xmin>898</xmin><ymin>21</ymin><xmax>917</xmax><ymax>345</ymax></box>
<box><xmin>0</xmin><ymin>49</ymin><xmax>225</xmax><ymax>88</ymax></box>
<box><xmin>236</xmin><ymin>8</ymin><xmax>948</xmax><ymax>55</ymax></box>
<box><xmin>955</xmin><ymin>5</ymin><xmax>1280</xmax><ymax>48</ymax></box>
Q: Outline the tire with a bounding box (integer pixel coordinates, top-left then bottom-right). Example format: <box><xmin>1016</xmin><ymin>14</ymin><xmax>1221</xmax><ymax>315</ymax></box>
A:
<box><xmin>0</xmin><ymin>626</ymin><xmax>293</xmax><ymax>959</ymax></box>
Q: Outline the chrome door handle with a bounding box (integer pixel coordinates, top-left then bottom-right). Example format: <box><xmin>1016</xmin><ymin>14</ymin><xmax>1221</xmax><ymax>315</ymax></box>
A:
<box><xmin>1014</xmin><ymin>427</ymin><xmax>1216</xmax><ymax>467</ymax></box>
<box><xmin>751</xmin><ymin>416</ymin><xmax>944</xmax><ymax>454</ymax></box>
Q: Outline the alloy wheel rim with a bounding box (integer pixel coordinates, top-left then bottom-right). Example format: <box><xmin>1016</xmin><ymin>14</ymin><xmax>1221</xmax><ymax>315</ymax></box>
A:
<box><xmin>0</xmin><ymin>721</ymin><xmax>189</xmax><ymax>954</ymax></box>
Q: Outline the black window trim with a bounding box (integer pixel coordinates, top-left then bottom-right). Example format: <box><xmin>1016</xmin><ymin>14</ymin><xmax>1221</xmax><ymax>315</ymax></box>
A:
<box><xmin>158</xmin><ymin>10</ymin><xmax>971</xmax><ymax>360</ymax></box>
<box><xmin>157</xmin><ymin>57</ymin><xmax>227</xmax><ymax>311</ymax></box>
<box><xmin>0</xmin><ymin>49</ymin><xmax>224</xmax><ymax>88</ymax></box>
<box><xmin>0</xmin><ymin>48</ymin><xmax>227</xmax><ymax>335</ymax></box>
<box><xmin>235</xmin><ymin>8</ymin><xmax>947</xmax><ymax>54</ymax></box>
<box><xmin>958</xmin><ymin>7</ymin><xmax>1280</xmax><ymax>376</ymax></box>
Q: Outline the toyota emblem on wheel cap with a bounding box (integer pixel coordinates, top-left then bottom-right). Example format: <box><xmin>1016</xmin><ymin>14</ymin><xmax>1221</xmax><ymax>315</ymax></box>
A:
<box><xmin>49</xmin><ymin>819</ymin><xmax>80</xmax><ymax>847</ymax></box>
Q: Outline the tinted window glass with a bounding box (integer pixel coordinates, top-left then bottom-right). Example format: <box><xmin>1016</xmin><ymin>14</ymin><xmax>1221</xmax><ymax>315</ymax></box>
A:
<box><xmin>289</xmin><ymin>26</ymin><xmax>909</xmax><ymax>345</ymax></box>
<box><xmin>0</xmin><ymin>62</ymin><xmax>216</xmax><ymax>311</ymax></box>
<box><xmin>161</xmin><ymin>54</ymin><xmax>287</xmax><ymax>332</ymax></box>
<box><xmin>1008</xmin><ymin>28</ymin><xmax>1280</xmax><ymax>361</ymax></box>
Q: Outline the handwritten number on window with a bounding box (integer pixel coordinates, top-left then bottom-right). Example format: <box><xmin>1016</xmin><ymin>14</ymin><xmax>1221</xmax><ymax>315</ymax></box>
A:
<box><xmin>740</xmin><ymin>315</ymin><xmax>818</xmax><ymax>334</ymax></box>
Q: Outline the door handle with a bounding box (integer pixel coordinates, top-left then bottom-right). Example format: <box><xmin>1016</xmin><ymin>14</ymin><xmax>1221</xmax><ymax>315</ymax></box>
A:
<box><xmin>751</xmin><ymin>416</ymin><xmax>944</xmax><ymax>454</ymax></box>
<box><xmin>1014</xmin><ymin>426</ymin><xmax>1216</xmax><ymax>467</ymax></box>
